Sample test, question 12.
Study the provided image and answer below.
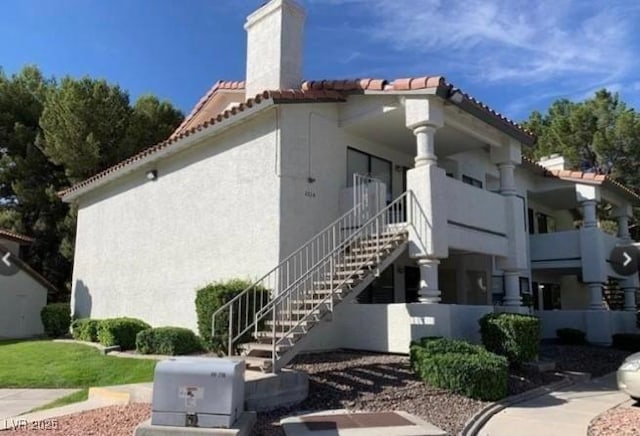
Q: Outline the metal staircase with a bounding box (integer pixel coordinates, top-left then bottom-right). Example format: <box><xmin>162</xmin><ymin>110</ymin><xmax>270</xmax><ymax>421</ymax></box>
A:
<box><xmin>212</xmin><ymin>178</ymin><xmax>431</xmax><ymax>373</ymax></box>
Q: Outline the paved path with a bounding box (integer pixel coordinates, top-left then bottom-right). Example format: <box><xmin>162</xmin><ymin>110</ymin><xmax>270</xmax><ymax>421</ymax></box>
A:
<box><xmin>479</xmin><ymin>373</ymin><xmax>631</xmax><ymax>436</ymax></box>
<box><xmin>0</xmin><ymin>389</ymin><xmax>78</xmax><ymax>421</ymax></box>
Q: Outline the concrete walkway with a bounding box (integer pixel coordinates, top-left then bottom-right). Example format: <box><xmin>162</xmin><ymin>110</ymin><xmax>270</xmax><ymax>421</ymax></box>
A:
<box><xmin>479</xmin><ymin>373</ymin><xmax>631</xmax><ymax>436</ymax></box>
<box><xmin>0</xmin><ymin>389</ymin><xmax>78</xmax><ymax>421</ymax></box>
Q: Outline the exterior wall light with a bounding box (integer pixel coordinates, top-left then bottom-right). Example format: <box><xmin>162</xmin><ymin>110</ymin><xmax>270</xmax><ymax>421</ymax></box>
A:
<box><xmin>146</xmin><ymin>170</ymin><xmax>158</xmax><ymax>181</ymax></box>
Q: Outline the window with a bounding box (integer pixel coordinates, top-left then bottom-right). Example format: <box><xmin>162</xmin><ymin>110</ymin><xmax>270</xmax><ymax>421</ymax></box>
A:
<box><xmin>347</xmin><ymin>148</ymin><xmax>392</xmax><ymax>202</ymax></box>
<box><xmin>528</xmin><ymin>208</ymin><xmax>535</xmax><ymax>235</ymax></box>
<box><xmin>462</xmin><ymin>175</ymin><xmax>483</xmax><ymax>188</ymax></box>
<box><xmin>535</xmin><ymin>212</ymin><xmax>556</xmax><ymax>234</ymax></box>
<box><xmin>357</xmin><ymin>267</ymin><xmax>395</xmax><ymax>304</ymax></box>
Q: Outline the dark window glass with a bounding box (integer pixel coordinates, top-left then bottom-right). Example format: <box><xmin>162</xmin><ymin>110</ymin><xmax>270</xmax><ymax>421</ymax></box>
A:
<box><xmin>347</xmin><ymin>147</ymin><xmax>393</xmax><ymax>202</ymax></box>
<box><xmin>528</xmin><ymin>208</ymin><xmax>535</xmax><ymax>235</ymax></box>
<box><xmin>536</xmin><ymin>212</ymin><xmax>548</xmax><ymax>234</ymax></box>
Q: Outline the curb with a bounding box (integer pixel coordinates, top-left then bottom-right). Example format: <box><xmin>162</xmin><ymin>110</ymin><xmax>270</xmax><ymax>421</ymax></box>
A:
<box><xmin>87</xmin><ymin>387</ymin><xmax>131</xmax><ymax>404</ymax></box>
<box><xmin>461</xmin><ymin>372</ymin><xmax>589</xmax><ymax>436</ymax></box>
<box><xmin>52</xmin><ymin>339</ymin><xmax>120</xmax><ymax>355</ymax></box>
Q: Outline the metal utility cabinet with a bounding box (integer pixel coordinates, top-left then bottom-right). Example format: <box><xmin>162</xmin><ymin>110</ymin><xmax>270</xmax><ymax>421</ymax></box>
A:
<box><xmin>151</xmin><ymin>357</ymin><xmax>245</xmax><ymax>428</ymax></box>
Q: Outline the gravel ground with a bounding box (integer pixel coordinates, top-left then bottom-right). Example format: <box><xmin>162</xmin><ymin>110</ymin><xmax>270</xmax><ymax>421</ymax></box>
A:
<box><xmin>588</xmin><ymin>404</ymin><xmax>640</xmax><ymax>435</ymax></box>
<box><xmin>540</xmin><ymin>342</ymin><xmax>631</xmax><ymax>377</ymax></box>
<box><xmin>2</xmin><ymin>344</ymin><xmax>627</xmax><ymax>436</ymax></box>
<box><xmin>2</xmin><ymin>403</ymin><xmax>150</xmax><ymax>436</ymax></box>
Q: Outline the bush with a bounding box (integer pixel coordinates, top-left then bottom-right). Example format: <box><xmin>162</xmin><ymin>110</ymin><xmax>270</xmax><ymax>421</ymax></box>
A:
<box><xmin>97</xmin><ymin>317</ymin><xmax>151</xmax><ymax>350</ymax></box>
<box><xmin>195</xmin><ymin>279</ymin><xmax>270</xmax><ymax>352</ymax></box>
<box><xmin>40</xmin><ymin>303</ymin><xmax>71</xmax><ymax>338</ymax></box>
<box><xmin>70</xmin><ymin>318</ymin><xmax>101</xmax><ymax>342</ymax></box>
<box><xmin>556</xmin><ymin>328</ymin><xmax>586</xmax><ymax>345</ymax></box>
<box><xmin>479</xmin><ymin>312</ymin><xmax>541</xmax><ymax>365</ymax></box>
<box><xmin>411</xmin><ymin>337</ymin><xmax>508</xmax><ymax>401</ymax></box>
<box><xmin>136</xmin><ymin>327</ymin><xmax>203</xmax><ymax>355</ymax></box>
<box><xmin>612</xmin><ymin>333</ymin><xmax>640</xmax><ymax>352</ymax></box>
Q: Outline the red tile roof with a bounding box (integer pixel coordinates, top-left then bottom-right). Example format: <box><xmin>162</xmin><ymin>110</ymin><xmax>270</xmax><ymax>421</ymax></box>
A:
<box><xmin>60</xmin><ymin>74</ymin><xmax>536</xmax><ymax>200</ymax></box>
<box><xmin>301</xmin><ymin>76</ymin><xmax>533</xmax><ymax>141</ymax></box>
<box><xmin>59</xmin><ymin>89</ymin><xmax>346</xmax><ymax>199</ymax></box>
<box><xmin>522</xmin><ymin>156</ymin><xmax>640</xmax><ymax>202</ymax></box>
<box><xmin>172</xmin><ymin>80</ymin><xmax>246</xmax><ymax>138</ymax></box>
<box><xmin>0</xmin><ymin>243</ymin><xmax>57</xmax><ymax>291</ymax></box>
<box><xmin>0</xmin><ymin>229</ymin><xmax>34</xmax><ymax>244</ymax></box>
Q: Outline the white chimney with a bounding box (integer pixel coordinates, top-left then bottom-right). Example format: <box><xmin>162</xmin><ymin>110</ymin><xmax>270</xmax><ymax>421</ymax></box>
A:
<box><xmin>538</xmin><ymin>154</ymin><xmax>566</xmax><ymax>171</ymax></box>
<box><xmin>244</xmin><ymin>0</ymin><xmax>305</xmax><ymax>98</ymax></box>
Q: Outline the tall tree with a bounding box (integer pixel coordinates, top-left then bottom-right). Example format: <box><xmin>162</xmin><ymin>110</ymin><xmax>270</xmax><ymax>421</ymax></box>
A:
<box><xmin>0</xmin><ymin>66</ymin><xmax>70</xmax><ymax>294</ymax></box>
<box><xmin>524</xmin><ymin>89</ymin><xmax>640</xmax><ymax>238</ymax></box>
<box><xmin>524</xmin><ymin>90</ymin><xmax>640</xmax><ymax>191</ymax></box>
<box><xmin>0</xmin><ymin>67</ymin><xmax>184</xmax><ymax>297</ymax></box>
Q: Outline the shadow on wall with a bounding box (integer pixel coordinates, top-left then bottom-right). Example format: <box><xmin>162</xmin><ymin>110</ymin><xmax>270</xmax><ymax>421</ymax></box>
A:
<box><xmin>73</xmin><ymin>280</ymin><xmax>92</xmax><ymax>319</ymax></box>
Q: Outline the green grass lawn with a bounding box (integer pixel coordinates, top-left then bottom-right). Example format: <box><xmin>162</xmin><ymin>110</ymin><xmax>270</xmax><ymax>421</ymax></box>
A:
<box><xmin>0</xmin><ymin>340</ymin><xmax>157</xmax><ymax>389</ymax></box>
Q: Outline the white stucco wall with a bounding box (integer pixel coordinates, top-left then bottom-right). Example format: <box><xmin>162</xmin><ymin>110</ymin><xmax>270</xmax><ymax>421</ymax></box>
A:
<box><xmin>277</xmin><ymin>104</ymin><xmax>414</xmax><ymax>258</ymax></box>
<box><xmin>304</xmin><ymin>303</ymin><xmax>494</xmax><ymax>353</ymax></box>
<box><xmin>0</xmin><ymin>271</ymin><xmax>47</xmax><ymax>338</ymax></box>
<box><xmin>71</xmin><ymin>111</ymin><xmax>282</xmax><ymax>331</ymax></box>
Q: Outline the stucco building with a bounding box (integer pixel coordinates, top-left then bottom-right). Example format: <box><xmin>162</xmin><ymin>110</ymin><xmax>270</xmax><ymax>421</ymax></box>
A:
<box><xmin>0</xmin><ymin>229</ymin><xmax>52</xmax><ymax>338</ymax></box>
<box><xmin>62</xmin><ymin>0</ymin><xmax>639</xmax><ymax>371</ymax></box>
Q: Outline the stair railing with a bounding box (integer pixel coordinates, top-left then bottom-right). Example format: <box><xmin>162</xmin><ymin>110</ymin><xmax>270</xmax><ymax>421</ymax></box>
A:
<box><xmin>211</xmin><ymin>173</ymin><xmax>383</xmax><ymax>355</ymax></box>
<box><xmin>267</xmin><ymin>191</ymin><xmax>413</xmax><ymax>371</ymax></box>
<box><xmin>264</xmin><ymin>190</ymin><xmax>433</xmax><ymax>371</ymax></box>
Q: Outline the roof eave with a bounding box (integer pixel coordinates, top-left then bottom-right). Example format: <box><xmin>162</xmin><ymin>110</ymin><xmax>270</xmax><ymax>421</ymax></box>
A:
<box><xmin>61</xmin><ymin>99</ymin><xmax>276</xmax><ymax>203</ymax></box>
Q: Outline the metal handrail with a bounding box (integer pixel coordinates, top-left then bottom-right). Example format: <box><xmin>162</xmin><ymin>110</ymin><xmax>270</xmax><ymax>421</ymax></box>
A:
<box><xmin>211</xmin><ymin>173</ymin><xmax>385</xmax><ymax>354</ymax></box>
<box><xmin>268</xmin><ymin>190</ymin><xmax>431</xmax><ymax>371</ymax></box>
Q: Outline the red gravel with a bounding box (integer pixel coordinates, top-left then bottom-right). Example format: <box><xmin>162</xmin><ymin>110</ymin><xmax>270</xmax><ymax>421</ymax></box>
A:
<box><xmin>588</xmin><ymin>405</ymin><xmax>640</xmax><ymax>435</ymax></box>
<box><xmin>2</xmin><ymin>403</ymin><xmax>150</xmax><ymax>436</ymax></box>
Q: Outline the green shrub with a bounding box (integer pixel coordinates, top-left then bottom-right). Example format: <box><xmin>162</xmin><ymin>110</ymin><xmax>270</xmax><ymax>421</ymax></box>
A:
<box><xmin>136</xmin><ymin>327</ymin><xmax>203</xmax><ymax>355</ymax></box>
<box><xmin>479</xmin><ymin>312</ymin><xmax>541</xmax><ymax>365</ymax></box>
<box><xmin>195</xmin><ymin>279</ymin><xmax>270</xmax><ymax>352</ymax></box>
<box><xmin>612</xmin><ymin>333</ymin><xmax>640</xmax><ymax>351</ymax></box>
<box><xmin>70</xmin><ymin>318</ymin><xmax>101</xmax><ymax>342</ymax></box>
<box><xmin>410</xmin><ymin>337</ymin><xmax>508</xmax><ymax>401</ymax></box>
<box><xmin>556</xmin><ymin>328</ymin><xmax>586</xmax><ymax>345</ymax></box>
<box><xmin>97</xmin><ymin>317</ymin><xmax>151</xmax><ymax>350</ymax></box>
<box><xmin>40</xmin><ymin>303</ymin><xmax>71</xmax><ymax>338</ymax></box>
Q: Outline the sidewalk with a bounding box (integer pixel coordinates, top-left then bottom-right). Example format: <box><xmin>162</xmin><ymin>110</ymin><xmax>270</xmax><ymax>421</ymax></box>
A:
<box><xmin>479</xmin><ymin>373</ymin><xmax>631</xmax><ymax>436</ymax></box>
<box><xmin>0</xmin><ymin>389</ymin><xmax>79</xmax><ymax>422</ymax></box>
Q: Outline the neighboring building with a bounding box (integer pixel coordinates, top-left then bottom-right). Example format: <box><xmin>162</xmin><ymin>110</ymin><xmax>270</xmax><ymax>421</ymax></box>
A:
<box><xmin>62</xmin><ymin>0</ymin><xmax>639</xmax><ymax>371</ymax></box>
<box><xmin>0</xmin><ymin>229</ymin><xmax>53</xmax><ymax>339</ymax></box>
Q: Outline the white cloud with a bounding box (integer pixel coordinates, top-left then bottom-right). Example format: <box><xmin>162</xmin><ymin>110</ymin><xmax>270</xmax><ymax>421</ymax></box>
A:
<box><xmin>306</xmin><ymin>0</ymin><xmax>640</xmax><ymax>113</ymax></box>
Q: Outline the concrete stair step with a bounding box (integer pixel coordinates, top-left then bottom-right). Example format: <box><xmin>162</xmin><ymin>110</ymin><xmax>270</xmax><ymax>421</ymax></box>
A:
<box><xmin>239</xmin><ymin>342</ymin><xmax>292</xmax><ymax>353</ymax></box>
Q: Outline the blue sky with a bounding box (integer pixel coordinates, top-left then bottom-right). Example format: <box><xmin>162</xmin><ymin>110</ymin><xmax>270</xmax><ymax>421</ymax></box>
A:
<box><xmin>1</xmin><ymin>0</ymin><xmax>639</xmax><ymax>120</ymax></box>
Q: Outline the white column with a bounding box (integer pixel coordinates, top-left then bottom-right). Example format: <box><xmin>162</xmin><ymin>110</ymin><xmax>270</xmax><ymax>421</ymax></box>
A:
<box><xmin>413</xmin><ymin>125</ymin><xmax>438</xmax><ymax>167</ymax></box>
<box><xmin>623</xmin><ymin>286</ymin><xmax>637</xmax><ymax>311</ymax></box>
<box><xmin>503</xmin><ymin>271</ymin><xmax>522</xmax><ymax>307</ymax></box>
<box><xmin>620</xmin><ymin>276</ymin><xmax>638</xmax><ymax>312</ymax></box>
<box><xmin>498</xmin><ymin>163</ymin><xmax>517</xmax><ymax>196</ymax></box>
<box><xmin>418</xmin><ymin>258</ymin><xmax>441</xmax><ymax>303</ymax></box>
<box><xmin>587</xmin><ymin>282</ymin><xmax>605</xmax><ymax>310</ymax></box>
<box><xmin>581</xmin><ymin>200</ymin><xmax>598</xmax><ymax>228</ymax></box>
<box><xmin>617</xmin><ymin>215</ymin><xmax>631</xmax><ymax>242</ymax></box>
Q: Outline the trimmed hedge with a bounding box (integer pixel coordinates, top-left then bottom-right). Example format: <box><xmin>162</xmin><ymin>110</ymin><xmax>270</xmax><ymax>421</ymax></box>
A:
<box><xmin>71</xmin><ymin>318</ymin><xmax>101</xmax><ymax>342</ymax></box>
<box><xmin>136</xmin><ymin>327</ymin><xmax>203</xmax><ymax>356</ymax></box>
<box><xmin>40</xmin><ymin>303</ymin><xmax>71</xmax><ymax>338</ymax></box>
<box><xmin>556</xmin><ymin>328</ymin><xmax>586</xmax><ymax>345</ymax></box>
<box><xmin>411</xmin><ymin>337</ymin><xmax>508</xmax><ymax>401</ymax></box>
<box><xmin>612</xmin><ymin>333</ymin><xmax>640</xmax><ymax>352</ymax></box>
<box><xmin>97</xmin><ymin>317</ymin><xmax>151</xmax><ymax>350</ymax></box>
<box><xmin>195</xmin><ymin>279</ymin><xmax>270</xmax><ymax>351</ymax></box>
<box><xmin>479</xmin><ymin>312</ymin><xmax>541</xmax><ymax>365</ymax></box>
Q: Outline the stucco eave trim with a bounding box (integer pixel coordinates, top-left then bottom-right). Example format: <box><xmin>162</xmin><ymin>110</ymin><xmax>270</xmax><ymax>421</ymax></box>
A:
<box><xmin>61</xmin><ymin>100</ymin><xmax>276</xmax><ymax>203</ymax></box>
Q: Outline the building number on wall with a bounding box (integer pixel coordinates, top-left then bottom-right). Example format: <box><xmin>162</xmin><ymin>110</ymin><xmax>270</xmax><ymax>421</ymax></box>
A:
<box><xmin>304</xmin><ymin>191</ymin><xmax>316</xmax><ymax>198</ymax></box>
